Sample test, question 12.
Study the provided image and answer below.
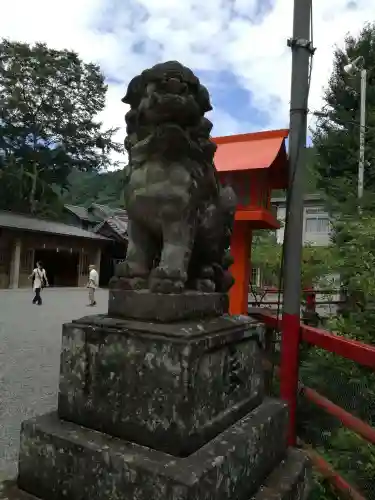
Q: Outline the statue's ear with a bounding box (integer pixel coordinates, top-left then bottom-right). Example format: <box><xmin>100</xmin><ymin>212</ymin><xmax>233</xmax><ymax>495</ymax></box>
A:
<box><xmin>122</xmin><ymin>75</ymin><xmax>144</xmax><ymax>107</ymax></box>
<box><xmin>196</xmin><ymin>85</ymin><xmax>213</xmax><ymax>113</ymax></box>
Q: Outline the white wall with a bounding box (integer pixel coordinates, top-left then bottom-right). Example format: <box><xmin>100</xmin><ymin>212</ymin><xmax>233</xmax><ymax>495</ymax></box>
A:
<box><xmin>275</xmin><ymin>203</ymin><xmax>331</xmax><ymax>247</ymax></box>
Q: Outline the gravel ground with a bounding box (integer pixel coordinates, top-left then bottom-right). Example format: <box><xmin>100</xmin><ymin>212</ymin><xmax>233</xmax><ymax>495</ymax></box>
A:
<box><xmin>0</xmin><ymin>287</ymin><xmax>108</xmax><ymax>477</ymax></box>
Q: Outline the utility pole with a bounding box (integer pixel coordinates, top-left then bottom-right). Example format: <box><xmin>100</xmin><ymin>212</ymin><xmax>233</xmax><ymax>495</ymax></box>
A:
<box><xmin>281</xmin><ymin>0</ymin><xmax>314</xmax><ymax>446</ymax></box>
<box><xmin>344</xmin><ymin>57</ymin><xmax>367</xmax><ymax>200</ymax></box>
<box><xmin>358</xmin><ymin>68</ymin><xmax>366</xmax><ymax>200</ymax></box>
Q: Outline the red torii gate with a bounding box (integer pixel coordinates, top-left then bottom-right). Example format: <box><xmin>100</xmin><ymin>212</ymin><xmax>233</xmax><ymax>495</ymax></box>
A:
<box><xmin>213</xmin><ymin>129</ymin><xmax>289</xmax><ymax>315</ymax></box>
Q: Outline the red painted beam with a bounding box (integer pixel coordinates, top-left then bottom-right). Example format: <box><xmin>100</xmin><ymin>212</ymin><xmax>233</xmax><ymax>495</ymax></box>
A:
<box><xmin>248</xmin><ymin>307</ymin><xmax>375</xmax><ymax>369</ymax></box>
<box><xmin>302</xmin><ymin>385</ymin><xmax>375</xmax><ymax>445</ymax></box>
<box><xmin>262</xmin><ymin>358</ymin><xmax>375</xmax><ymax>446</ymax></box>
<box><xmin>300</xmin><ymin>442</ymin><xmax>367</xmax><ymax>500</ymax></box>
<box><xmin>301</xmin><ymin>324</ymin><xmax>375</xmax><ymax>369</ymax></box>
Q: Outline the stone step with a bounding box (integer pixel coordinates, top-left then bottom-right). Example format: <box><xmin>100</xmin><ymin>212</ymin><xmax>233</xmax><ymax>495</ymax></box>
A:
<box><xmin>0</xmin><ymin>448</ymin><xmax>311</xmax><ymax>500</ymax></box>
<box><xmin>251</xmin><ymin>449</ymin><xmax>311</xmax><ymax>499</ymax></box>
<box><xmin>15</xmin><ymin>398</ymin><xmax>288</xmax><ymax>500</ymax></box>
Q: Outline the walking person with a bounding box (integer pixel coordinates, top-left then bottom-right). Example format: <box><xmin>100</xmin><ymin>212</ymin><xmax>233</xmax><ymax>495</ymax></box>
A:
<box><xmin>87</xmin><ymin>264</ymin><xmax>99</xmax><ymax>306</ymax></box>
<box><xmin>29</xmin><ymin>261</ymin><xmax>48</xmax><ymax>305</ymax></box>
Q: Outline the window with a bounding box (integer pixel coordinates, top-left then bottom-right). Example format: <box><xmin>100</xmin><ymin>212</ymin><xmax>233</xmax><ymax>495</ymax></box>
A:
<box><xmin>305</xmin><ymin>208</ymin><xmax>330</xmax><ymax>234</ymax></box>
<box><xmin>305</xmin><ymin>216</ymin><xmax>330</xmax><ymax>234</ymax></box>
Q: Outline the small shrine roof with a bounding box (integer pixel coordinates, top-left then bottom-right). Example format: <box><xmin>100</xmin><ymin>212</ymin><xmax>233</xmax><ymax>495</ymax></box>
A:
<box><xmin>213</xmin><ymin>129</ymin><xmax>289</xmax><ymax>189</ymax></box>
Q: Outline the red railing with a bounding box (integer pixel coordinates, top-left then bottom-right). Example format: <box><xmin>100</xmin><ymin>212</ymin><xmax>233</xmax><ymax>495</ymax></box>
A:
<box><xmin>249</xmin><ymin>306</ymin><xmax>375</xmax><ymax>500</ymax></box>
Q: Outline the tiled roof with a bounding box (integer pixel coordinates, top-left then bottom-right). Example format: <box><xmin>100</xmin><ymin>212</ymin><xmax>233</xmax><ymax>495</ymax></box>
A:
<box><xmin>64</xmin><ymin>204</ymin><xmax>101</xmax><ymax>223</ymax></box>
<box><xmin>89</xmin><ymin>204</ymin><xmax>128</xmax><ymax>240</ymax></box>
<box><xmin>63</xmin><ymin>203</ymin><xmax>128</xmax><ymax>241</ymax></box>
<box><xmin>64</xmin><ymin>204</ymin><xmax>89</xmax><ymax>220</ymax></box>
<box><xmin>0</xmin><ymin>211</ymin><xmax>110</xmax><ymax>241</ymax></box>
<box><xmin>106</xmin><ymin>215</ymin><xmax>128</xmax><ymax>237</ymax></box>
<box><xmin>93</xmin><ymin>214</ymin><xmax>128</xmax><ymax>240</ymax></box>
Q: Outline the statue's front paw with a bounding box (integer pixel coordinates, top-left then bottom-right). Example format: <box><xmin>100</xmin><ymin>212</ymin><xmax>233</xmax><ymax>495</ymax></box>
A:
<box><xmin>150</xmin><ymin>278</ymin><xmax>185</xmax><ymax>294</ymax></box>
<box><xmin>193</xmin><ymin>278</ymin><xmax>216</xmax><ymax>293</ymax></box>
<box><xmin>115</xmin><ymin>261</ymin><xmax>148</xmax><ymax>279</ymax></box>
<box><xmin>149</xmin><ymin>267</ymin><xmax>186</xmax><ymax>294</ymax></box>
<box><xmin>200</xmin><ymin>266</ymin><xmax>215</xmax><ymax>280</ymax></box>
<box><xmin>110</xmin><ymin>275</ymin><xmax>148</xmax><ymax>290</ymax></box>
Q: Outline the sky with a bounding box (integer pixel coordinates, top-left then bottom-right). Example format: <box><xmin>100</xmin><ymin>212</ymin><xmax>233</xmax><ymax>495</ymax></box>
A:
<box><xmin>0</xmin><ymin>0</ymin><xmax>373</xmax><ymax>166</ymax></box>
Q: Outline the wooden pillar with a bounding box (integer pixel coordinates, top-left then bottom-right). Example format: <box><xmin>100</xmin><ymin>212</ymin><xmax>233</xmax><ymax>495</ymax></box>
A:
<box><xmin>9</xmin><ymin>238</ymin><xmax>22</xmax><ymax>289</ymax></box>
<box><xmin>78</xmin><ymin>250</ymin><xmax>87</xmax><ymax>287</ymax></box>
<box><xmin>95</xmin><ymin>247</ymin><xmax>101</xmax><ymax>284</ymax></box>
<box><xmin>229</xmin><ymin>220</ymin><xmax>252</xmax><ymax>315</ymax></box>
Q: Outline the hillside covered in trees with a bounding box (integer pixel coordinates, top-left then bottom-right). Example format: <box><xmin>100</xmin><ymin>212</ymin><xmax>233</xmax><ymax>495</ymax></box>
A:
<box><xmin>62</xmin><ymin>169</ymin><xmax>126</xmax><ymax>208</ymax></box>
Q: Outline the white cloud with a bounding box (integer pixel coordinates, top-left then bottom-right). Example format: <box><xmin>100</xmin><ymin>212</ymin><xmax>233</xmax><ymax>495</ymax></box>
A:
<box><xmin>0</xmin><ymin>0</ymin><xmax>373</xmax><ymax>167</ymax></box>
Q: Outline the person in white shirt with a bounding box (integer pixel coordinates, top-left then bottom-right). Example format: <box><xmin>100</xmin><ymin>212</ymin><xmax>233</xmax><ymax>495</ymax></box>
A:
<box><xmin>29</xmin><ymin>261</ymin><xmax>49</xmax><ymax>305</ymax></box>
<box><xmin>87</xmin><ymin>264</ymin><xmax>99</xmax><ymax>306</ymax></box>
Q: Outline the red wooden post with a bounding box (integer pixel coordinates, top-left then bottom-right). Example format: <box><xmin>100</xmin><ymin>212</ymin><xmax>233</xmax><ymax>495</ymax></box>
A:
<box><xmin>280</xmin><ymin>312</ymin><xmax>300</xmax><ymax>446</ymax></box>
<box><xmin>229</xmin><ymin>220</ymin><xmax>252</xmax><ymax>315</ymax></box>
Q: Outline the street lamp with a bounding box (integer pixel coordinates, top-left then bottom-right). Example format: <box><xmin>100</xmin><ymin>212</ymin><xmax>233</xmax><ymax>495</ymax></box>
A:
<box><xmin>344</xmin><ymin>56</ymin><xmax>366</xmax><ymax>200</ymax></box>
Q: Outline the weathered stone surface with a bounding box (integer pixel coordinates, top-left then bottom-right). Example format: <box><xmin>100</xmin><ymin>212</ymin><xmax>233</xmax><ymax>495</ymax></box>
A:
<box><xmin>108</xmin><ymin>288</ymin><xmax>229</xmax><ymax>322</ymax></box>
<box><xmin>17</xmin><ymin>399</ymin><xmax>288</xmax><ymax>500</ymax></box>
<box><xmin>117</xmin><ymin>61</ymin><xmax>236</xmax><ymax>295</ymax></box>
<box><xmin>0</xmin><ymin>481</ymin><xmax>38</xmax><ymax>500</ymax></box>
<box><xmin>58</xmin><ymin>313</ymin><xmax>264</xmax><ymax>456</ymax></box>
<box><xmin>252</xmin><ymin>449</ymin><xmax>311</xmax><ymax>499</ymax></box>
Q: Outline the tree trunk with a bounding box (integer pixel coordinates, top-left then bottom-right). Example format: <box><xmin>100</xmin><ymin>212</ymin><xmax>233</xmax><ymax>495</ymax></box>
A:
<box><xmin>29</xmin><ymin>163</ymin><xmax>38</xmax><ymax>214</ymax></box>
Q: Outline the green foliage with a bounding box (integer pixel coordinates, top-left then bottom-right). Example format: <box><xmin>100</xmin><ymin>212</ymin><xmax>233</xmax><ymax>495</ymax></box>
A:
<box><xmin>272</xmin><ymin>145</ymin><xmax>320</xmax><ymax>199</ymax></box>
<box><xmin>0</xmin><ymin>39</ymin><xmax>122</xmax><ymax>216</ymax></box>
<box><xmin>295</xmin><ymin>210</ymin><xmax>375</xmax><ymax>498</ymax></box>
<box><xmin>62</xmin><ymin>169</ymin><xmax>126</xmax><ymax>208</ymax></box>
<box><xmin>312</xmin><ymin>23</ymin><xmax>375</xmax><ymax>200</ymax></box>
<box><xmin>309</xmin><ymin>472</ymin><xmax>338</xmax><ymax>500</ymax></box>
<box><xmin>304</xmin><ymin>146</ymin><xmax>321</xmax><ymax>194</ymax></box>
<box><xmin>251</xmin><ymin>229</ymin><xmax>335</xmax><ymax>291</ymax></box>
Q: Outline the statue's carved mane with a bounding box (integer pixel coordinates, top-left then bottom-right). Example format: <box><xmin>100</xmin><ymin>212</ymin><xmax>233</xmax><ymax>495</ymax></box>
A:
<box><xmin>123</xmin><ymin>61</ymin><xmax>218</xmax><ymax>185</ymax></box>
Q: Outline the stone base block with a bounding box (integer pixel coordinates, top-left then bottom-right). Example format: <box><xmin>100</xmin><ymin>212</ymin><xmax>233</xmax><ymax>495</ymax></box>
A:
<box><xmin>58</xmin><ymin>313</ymin><xmax>264</xmax><ymax>456</ymax></box>
<box><xmin>17</xmin><ymin>399</ymin><xmax>288</xmax><ymax>500</ymax></box>
<box><xmin>252</xmin><ymin>449</ymin><xmax>311</xmax><ymax>499</ymax></box>
<box><xmin>0</xmin><ymin>481</ymin><xmax>38</xmax><ymax>499</ymax></box>
<box><xmin>108</xmin><ymin>287</ymin><xmax>229</xmax><ymax>322</ymax></box>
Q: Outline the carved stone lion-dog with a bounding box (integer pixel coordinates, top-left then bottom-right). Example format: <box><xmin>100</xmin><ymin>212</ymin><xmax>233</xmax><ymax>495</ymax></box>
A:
<box><xmin>115</xmin><ymin>61</ymin><xmax>236</xmax><ymax>294</ymax></box>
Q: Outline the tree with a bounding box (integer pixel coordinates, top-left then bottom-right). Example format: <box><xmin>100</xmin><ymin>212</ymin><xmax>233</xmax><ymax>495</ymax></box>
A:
<box><xmin>62</xmin><ymin>169</ymin><xmax>127</xmax><ymax>208</ymax></box>
<box><xmin>253</xmin><ymin>223</ymin><xmax>375</xmax><ymax>498</ymax></box>
<box><xmin>251</xmin><ymin>229</ymin><xmax>335</xmax><ymax>294</ymax></box>
<box><xmin>0</xmin><ymin>39</ymin><xmax>122</xmax><ymax>216</ymax></box>
<box><xmin>312</xmin><ymin>23</ymin><xmax>375</xmax><ymax>203</ymax></box>
<box><xmin>291</xmin><ymin>25</ymin><xmax>375</xmax><ymax>497</ymax></box>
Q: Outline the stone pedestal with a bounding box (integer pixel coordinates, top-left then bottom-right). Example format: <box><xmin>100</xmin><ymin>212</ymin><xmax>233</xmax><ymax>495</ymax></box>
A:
<box><xmin>108</xmin><ymin>286</ymin><xmax>229</xmax><ymax>322</ymax></box>
<box><xmin>1</xmin><ymin>291</ymin><xmax>311</xmax><ymax>500</ymax></box>
<box><xmin>58</xmin><ymin>313</ymin><xmax>264</xmax><ymax>456</ymax></box>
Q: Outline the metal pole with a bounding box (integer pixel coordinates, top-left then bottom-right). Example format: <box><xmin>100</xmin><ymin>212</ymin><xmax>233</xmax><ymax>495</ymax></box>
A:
<box><xmin>280</xmin><ymin>0</ymin><xmax>313</xmax><ymax>446</ymax></box>
<box><xmin>358</xmin><ymin>69</ymin><xmax>366</xmax><ymax>200</ymax></box>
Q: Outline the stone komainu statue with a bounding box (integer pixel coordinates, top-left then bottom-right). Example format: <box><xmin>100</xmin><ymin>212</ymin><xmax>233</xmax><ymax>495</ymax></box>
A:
<box><xmin>115</xmin><ymin>61</ymin><xmax>236</xmax><ymax>294</ymax></box>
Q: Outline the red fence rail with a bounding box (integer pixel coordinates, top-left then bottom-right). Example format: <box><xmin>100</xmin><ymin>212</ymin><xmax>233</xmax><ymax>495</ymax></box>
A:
<box><xmin>249</xmin><ymin>307</ymin><xmax>375</xmax><ymax>499</ymax></box>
